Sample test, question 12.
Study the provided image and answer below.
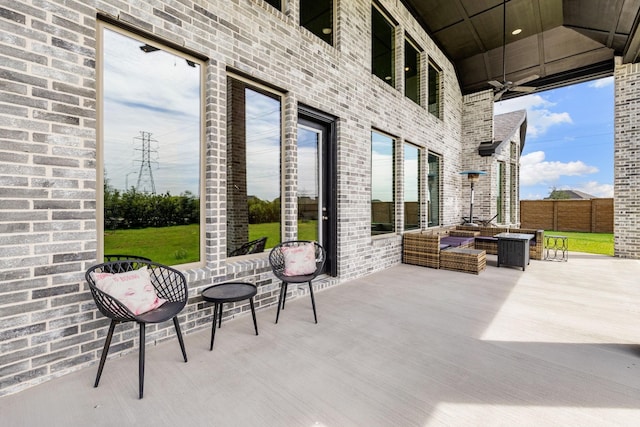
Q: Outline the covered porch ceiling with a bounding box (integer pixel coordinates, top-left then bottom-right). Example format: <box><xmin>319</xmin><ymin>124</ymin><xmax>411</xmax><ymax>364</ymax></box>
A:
<box><xmin>402</xmin><ymin>0</ymin><xmax>640</xmax><ymax>98</ymax></box>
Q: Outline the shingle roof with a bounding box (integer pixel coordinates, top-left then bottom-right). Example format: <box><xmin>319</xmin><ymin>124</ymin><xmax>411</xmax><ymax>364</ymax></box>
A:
<box><xmin>478</xmin><ymin>109</ymin><xmax>527</xmax><ymax>156</ymax></box>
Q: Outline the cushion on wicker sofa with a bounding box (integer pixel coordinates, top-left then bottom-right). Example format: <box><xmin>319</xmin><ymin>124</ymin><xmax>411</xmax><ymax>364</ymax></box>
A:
<box><xmin>440</xmin><ymin>236</ymin><xmax>475</xmax><ymax>248</ymax></box>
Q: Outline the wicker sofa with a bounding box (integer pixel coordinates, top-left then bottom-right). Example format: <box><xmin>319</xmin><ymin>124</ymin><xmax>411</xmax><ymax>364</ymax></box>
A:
<box><xmin>402</xmin><ymin>225</ymin><xmax>544</xmax><ymax>270</ymax></box>
<box><xmin>402</xmin><ymin>227</ymin><xmax>478</xmax><ymax>269</ymax></box>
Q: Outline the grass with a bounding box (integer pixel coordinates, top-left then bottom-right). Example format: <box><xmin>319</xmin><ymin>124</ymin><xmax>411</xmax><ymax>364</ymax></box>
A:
<box><xmin>105</xmin><ymin>221</ymin><xmax>319</xmax><ymax>265</ymax></box>
<box><xmin>106</xmin><ymin>224</ymin><xmax>614</xmax><ymax>264</ymax></box>
<box><xmin>545</xmin><ymin>230</ymin><xmax>613</xmax><ymax>256</ymax></box>
<box><xmin>104</xmin><ymin>224</ymin><xmax>200</xmax><ymax>265</ymax></box>
<box><xmin>248</xmin><ymin>221</ymin><xmax>318</xmax><ymax>247</ymax></box>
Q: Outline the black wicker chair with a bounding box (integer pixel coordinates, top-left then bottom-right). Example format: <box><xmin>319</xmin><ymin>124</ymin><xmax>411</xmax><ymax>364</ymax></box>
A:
<box><xmin>229</xmin><ymin>237</ymin><xmax>268</xmax><ymax>257</ymax></box>
<box><xmin>85</xmin><ymin>260</ymin><xmax>188</xmax><ymax>399</ymax></box>
<box><xmin>104</xmin><ymin>254</ymin><xmax>152</xmax><ymax>263</ymax></box>
<box><xmin>268</xmin><ymin>240</ymin><xmax>326</xmax><ymax>324</ymax></box>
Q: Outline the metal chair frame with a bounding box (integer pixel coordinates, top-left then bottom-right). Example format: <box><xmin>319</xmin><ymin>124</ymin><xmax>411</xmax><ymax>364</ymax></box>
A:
<box><xmin>268</xmin><ymin>240</ymin><xmax>326</xmax><ymax>324</ymax></box>
<box><xmin>85</xmin><ymin>259</ymin><xmax>188</xmax><ymax>399</ymax></box>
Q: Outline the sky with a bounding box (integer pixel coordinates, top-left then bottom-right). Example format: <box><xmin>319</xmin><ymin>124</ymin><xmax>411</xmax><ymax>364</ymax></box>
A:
<box><xmin>103</xmin><ymin>27</ymin><xmax>614</xmax><ymax>202</ymax></box>
<box><xmin>494</xmin><ymin>76</ymin><xmax>614</xmax><ymax>200</ymax></box>
<box><xmin>103</xmin><ymin>29</ymin><xmax>201</xmax><ymax>196</ymax></box>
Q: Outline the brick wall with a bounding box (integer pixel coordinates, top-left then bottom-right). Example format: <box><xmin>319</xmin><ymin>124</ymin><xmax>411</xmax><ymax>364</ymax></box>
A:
<box><xmin>614</xmin><ymin>60</ymin><xmax>640</xmax><ymax>257</ymax></box>
<box><xmin>0</xmin><ymin>0</ymin><xmax>482</xmax><ymax>395</ymax></box>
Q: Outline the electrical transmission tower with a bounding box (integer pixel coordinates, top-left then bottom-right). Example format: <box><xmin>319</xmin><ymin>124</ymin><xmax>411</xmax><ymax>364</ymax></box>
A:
<box><xmin>134</xmin><ymin>131</ymin><xmax>158</xmax><ymax>194</ymax></box>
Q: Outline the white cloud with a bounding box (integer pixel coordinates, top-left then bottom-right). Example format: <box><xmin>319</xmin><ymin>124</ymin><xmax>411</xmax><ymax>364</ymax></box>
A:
<box><xmin>588</xmin><ymin>76</ymin><xmax>614</xmax><ymax>89</ymax></box>
<box><xmin>494</xmin><ymin>94</ymin><xmax>573</xmax><ymax>138</ymax></box>
<box><xmin>520</xmin><ymin>151</ymin><xmax>598</xmax><ymax>186</ymax></box>
<box><xmin>576</xmin><ymin>181</ymin><xmax>614</xmax><ymax>198</ymax></box>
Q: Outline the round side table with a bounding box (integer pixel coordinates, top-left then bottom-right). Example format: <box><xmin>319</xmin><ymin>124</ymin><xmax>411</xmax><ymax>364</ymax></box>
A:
<box><xmin>201</xmin><ymin>282</ymin><xmax>258</xmax><ymax>350</ymax></box>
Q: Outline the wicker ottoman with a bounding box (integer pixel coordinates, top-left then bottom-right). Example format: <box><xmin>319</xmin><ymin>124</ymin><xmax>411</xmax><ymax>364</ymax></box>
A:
<box><xmin>440</xmin><ymin>248</ymin><xmax>486</xmax><ymax>274</ymax></box>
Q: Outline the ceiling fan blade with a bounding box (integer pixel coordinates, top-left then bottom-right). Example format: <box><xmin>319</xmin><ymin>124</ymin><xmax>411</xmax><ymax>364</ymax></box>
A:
<box><xmin>511</xmin><ymin>85</ymin><xmax>536</xmax><ymax>93</ymax></box>
<box><xmin>494</xmin><ymin>89</ymin><xmax>507</xmax><ymax>101</ymax></box>
<box><xmin>488</xmin><ymin>80</ymin><xmax>504</xmax><ymax>88</ymax></box>
<box><xmin>512</xmin><ymin>74</ymin><xmax>540</xmax><ymax>86</ymax></box>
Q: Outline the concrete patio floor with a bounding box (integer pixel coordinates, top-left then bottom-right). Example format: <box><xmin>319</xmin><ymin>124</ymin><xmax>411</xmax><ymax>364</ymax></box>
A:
<box><xmin>2</xmin><ymin>253</ymin><xmax>640</xmax><ymax>426</ymax></box>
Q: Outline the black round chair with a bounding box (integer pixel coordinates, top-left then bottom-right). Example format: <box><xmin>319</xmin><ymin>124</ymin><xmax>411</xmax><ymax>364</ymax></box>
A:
<box><xmin>85</xmin><ymin>260</ymin><xmax>188</xmax><ymax>399</ymax></box>
<box><xmin>268</xmin><ymin>240</ymin><xmax>326</xmax><ymax>324</ymax></box>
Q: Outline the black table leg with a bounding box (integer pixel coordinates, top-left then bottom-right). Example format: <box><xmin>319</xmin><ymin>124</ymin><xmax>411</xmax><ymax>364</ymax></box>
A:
<box><xmin>250</xmin><ymin>298</ymin><xmax>258</xmax><ymax>335</ymax></box>
<box><xmin>210</xmin><ymin>302</ymin><xmax>219</xmax><ymax>351</ymax></box>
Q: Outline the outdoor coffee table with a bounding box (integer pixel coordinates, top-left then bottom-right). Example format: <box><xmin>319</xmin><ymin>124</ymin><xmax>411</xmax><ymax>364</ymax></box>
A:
<box><xmin>202</xmin><ymin>282</ymin><xmax>258</xmax><ymax>350</ymax></box>
<box><xmin>495</xmin><ymin>232</ymin><xmax>535</xmax><ymax>271</ymax></box>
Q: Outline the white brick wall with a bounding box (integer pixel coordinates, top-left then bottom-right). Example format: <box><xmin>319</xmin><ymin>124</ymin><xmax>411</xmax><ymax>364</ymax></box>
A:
<box><xmin>0</xmin><ymin>0</ymin><xmax>501</xmax><ymax>395</ymax></box>
<box><xmin>614</xmin><ymin>60</ymin><xmax>640</xmax><ymax>257</ymax></box>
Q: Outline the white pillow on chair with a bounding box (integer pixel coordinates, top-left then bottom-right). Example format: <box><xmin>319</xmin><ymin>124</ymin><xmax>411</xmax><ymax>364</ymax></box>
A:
<box><xmin>92</xmin><ymin>266</ymin><xmax>166</xmax><ymax>315</ymax></box>
<box><xmin>282</xmin><ymin>244</ymin><xmax>317</xmax><ymax>276</ymax></box>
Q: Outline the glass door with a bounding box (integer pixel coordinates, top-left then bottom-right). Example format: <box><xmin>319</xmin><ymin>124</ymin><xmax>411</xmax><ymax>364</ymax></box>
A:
<box><xmin>298</xmin><ymin>110</ymin><xmax>336</xmax><ymax>276</ymax></box>
<box><xmin>297</xmin><ymin>125</ymin><xmax>322</xmax><ymax>242</ymax></box>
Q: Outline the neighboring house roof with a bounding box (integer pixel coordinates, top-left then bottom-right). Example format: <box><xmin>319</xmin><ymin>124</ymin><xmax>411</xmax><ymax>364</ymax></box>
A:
<box><xmin>479</xmin><ymin>109</ymin><xmax>527</xmax><ymax>157</ymax></box>
<box><xmin>546</xmin><ymin>190</ymin><xmax>596</xmax><ymax>199</ymax></box>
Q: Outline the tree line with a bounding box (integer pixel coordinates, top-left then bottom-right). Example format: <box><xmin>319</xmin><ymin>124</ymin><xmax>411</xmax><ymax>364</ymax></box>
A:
<box><xmin>104</xmin><ymin>185</ymin><xmax>199</xmax><ymax>230</ymax></box>
<box><xmin>104</xmin><ymin>184</ymin><xmax>283</xmax><ymax>229</ymax></box>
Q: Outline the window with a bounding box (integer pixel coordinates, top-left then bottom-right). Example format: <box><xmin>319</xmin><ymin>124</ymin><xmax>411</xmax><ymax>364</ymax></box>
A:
<box><xmin>497</xmin><ymin>161</ymin><xmax>505</xmax><ymax>223</ymax></box>
<box><xmin>510</xmin><ymin>142</ymin><xmax>518</xmax><ymax>223</ymax></box>
<box><xmin>404</xmin><ymin>38</ymin><xmax>421</xmax><ymax>105</ymax></box>
<box><xmin>404</xmin><ymin>143</ymin><xmax>420</xmax><ymax>230</ymax></box>
<box><xmin>99</xmin><ymin>25</ymin><xmax>203</xmax><ymax>267</ymax></box>
<box><xmin>371</xmin><ymin>4</ymin><xmax>395</xmax><ymax>87</ymax></box>
<box><xmin>510</xmin><ymin>165</ymin><xmax>517</xmax><ymax>223</ymax></box>
<box><xmin>227</xmin><ymin>77</ymin><xmax>282</xmax><ymax>256</ymax></box>
<box><xmin>264</xmin><ymin>0</ymin><xmax>282</xmax><ymax>11</ymax></box>
<box><xmin>301</xmin><ymin>0</ymin><xmax>333</xmax><ymax>45</ymax></box>
<box><xmin>428</xmin><ymin>61</ymin><xmax>441</xmax><ymax>118</ymax></box>
<box><xmin>371</xmin><ymin>131</ymin><xmax>395</xmax><ymax>235</ymax></box>
<box><xmin>427</xmin><ymin>152</ymin><xmax>441</xmax><ymax>227</ymax></box>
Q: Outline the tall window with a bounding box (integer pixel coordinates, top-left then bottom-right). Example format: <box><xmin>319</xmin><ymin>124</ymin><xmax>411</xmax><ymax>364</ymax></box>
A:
<box><xmin>510</xmin><ymin>165</ymin><xmax>517</xmax><ymax>223</ymax></box>
<box><xmin>227</xmin><ymin>77</ymin><xmax>282</xmax><ymax>256</ymax></box>
<box><xmin>264</xmin><ymin>0</ymin><xmax>282</xmax><ymax>11</ymax></box>
<box><xmin>405</xmin><ymin>38</ymin><xmax>421</xmax><ymax>105</ymax></box>
<box><xmin>404</xmin><ymin>143</ymin><xmax>420</xmax><ymax>230</ymax></box>
<box><xmin>428</xmin><ymin>61</ymin><xmax>441</xmax><ymax>118</ymax></box>
<box><xmin>371</xmin><ymin>131</ymin><xmax>395</xmax><ymax>235</ymax></box>
<box><xmin>497</xmin><ymin>161</ymin><xmax>505</xmax><ymax>223</ymax></box>
<box><xmin>301</xmin><ymin>0</ymin><xmax>333</xmax><ymax>45</ymax></box>
<box><xmin>372</xmin><ymin>4</ymin><xmax>396</xmax><ymax>87</ymax></box>
<box><xmin>100</xmin><ymin>25</ymin><xmax>203</xmax><ymax>267</ymax></box>
<box><xmin>428</xmin><ymin>152</ymin><xmax>441</xmax><ymax>227</ymax></box>
<box><xmin>510</xmin><ymin>142</ymin><xmax>518</xmax><ymax>223</ymax></box>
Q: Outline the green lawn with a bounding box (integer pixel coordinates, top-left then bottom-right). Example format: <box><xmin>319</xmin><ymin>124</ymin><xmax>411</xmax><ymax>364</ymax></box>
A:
<box><xmin>106</xmin><ymin>224</ymin><xmax>614</xmax><ymax>263</ymax></box>
<box><xmin>248</xmin><ymin>221</ymin><xmax>318</xmax><ymax>247</ymax></box>
<box><xmin>544</xmin><ymin>230</ymin><xmax>613</xmax><ymax>256</ymax></box>
<box><xmin>104</xmin><ymin>224</ymin><xmax>200</xmax><ymax>265</ymax></box>
<box><xmin>105</xmin><ymin>221</ymin><xmax>319</xmax><ymax>265</ymax></box>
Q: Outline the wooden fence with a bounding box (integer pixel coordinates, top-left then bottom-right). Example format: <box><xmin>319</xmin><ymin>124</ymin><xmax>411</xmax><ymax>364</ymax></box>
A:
<box><xmin>520</xmin><ymin>198</ymin><xmax>613</xmax><ymax>233</ymax></box>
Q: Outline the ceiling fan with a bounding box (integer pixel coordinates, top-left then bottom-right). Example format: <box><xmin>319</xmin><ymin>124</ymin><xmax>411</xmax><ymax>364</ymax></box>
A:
<box><xmin>488</xmin><ymin>0</ymin><xmax>539</xmax><ymax>101</ymax></box>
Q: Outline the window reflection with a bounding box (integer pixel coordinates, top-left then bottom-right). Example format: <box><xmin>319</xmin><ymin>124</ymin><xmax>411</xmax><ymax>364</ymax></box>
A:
<box><xmin>405</xmin><ymin>38</ymin><xmax>421</xmax><ymax>105</ymax></box>
<box><xmin>101</xmin><ymin>27</ymin><xmax>201</xmax><ymax>266</ymax></box>
<box><xmin>428</xmin><ymin>152</ymin><xmax>441</xmax><ymax>227</ymax></box>
<box><xmin>404</xmin><ymin>143</ymin><xmax>420</xmax><ymax>230</ymax></box>
<box><xmin>301</xmin><ymin>0</ymin><xmax>333</xmax><ymax>45</ymax></box>
<box><xmin>227</xmin><ymin>78</ymin><xmax>282</xmax><ymax>256</ymax></box>
<box><xmin>371</xmin><ymin>131</ymin><xmax>395</xmax><ymax>235</ymax></box>
<box><xmin>372</xmin><ymin>5</ymin><xmax>395</xmax><ymax>87</ymax></box>
<box><xmin>428</xmin><ymin>61</ymin><xmax>441</xmax><ymax>118</ymax></box>
<box><xmin>298</xmin><ymin>126</ymin><xmax>320</xmax><ymax>241</ymax></box>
